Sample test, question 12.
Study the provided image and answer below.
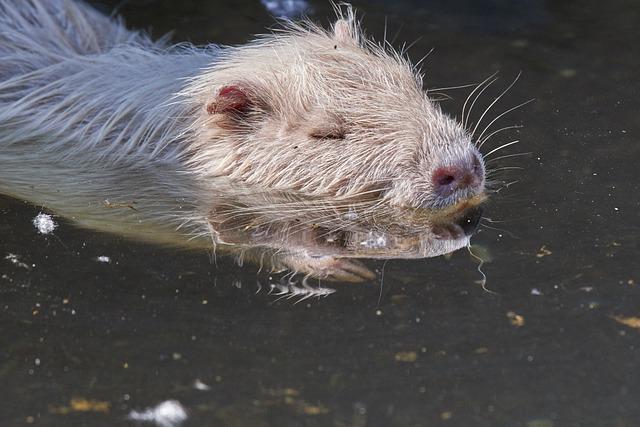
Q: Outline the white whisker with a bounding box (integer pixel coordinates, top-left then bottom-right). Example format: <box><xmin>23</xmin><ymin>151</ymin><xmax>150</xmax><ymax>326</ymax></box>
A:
<box><xmin>461</xmin><ymin>71</ymin><xmax>498</xmax><ymax>130</ymax></box>
<box><xmin>471</xmin><ymin>72</ymin><xmax>521</xmax><ymax>139</ymax></box>
<box><xmin>476</xmin><ymin>98</ymin><xmax>534</xmax><ymax>145</ymax></box>
<box><xmin>484</xmin><ymin>140</ymin><xmax>520</xmax><ymax>158</ymax></box>
<box><xmin>485</xmin><ymin>152</ymin><xmax>531</xmax><ymax>164</ymax></box>
<box><xmin>477</xmin><ymin>125</ymin><xmax>522</xmax><ymax>149</ymax></box>
<box><xmin>466</xmin><ymin>77</ymin><xmax>498</xmax><ymax>133</ymax></box>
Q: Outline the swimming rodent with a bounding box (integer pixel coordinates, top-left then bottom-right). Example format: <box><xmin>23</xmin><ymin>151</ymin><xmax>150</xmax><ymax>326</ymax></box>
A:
<box><xmin>0</xmin><ymin>0</ymin><xmax>487</xmax><ymax>282</ymax></box>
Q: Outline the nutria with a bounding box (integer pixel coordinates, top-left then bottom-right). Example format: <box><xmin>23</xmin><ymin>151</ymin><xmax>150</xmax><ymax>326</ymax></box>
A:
<box><xmin>0</xmin><ymin>0</ymin><xmax>487</xmax><ymax>282</ymax></box>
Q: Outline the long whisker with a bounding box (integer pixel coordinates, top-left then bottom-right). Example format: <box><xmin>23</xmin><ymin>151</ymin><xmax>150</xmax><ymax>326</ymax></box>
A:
<box><xmin>486</xmin><ymin>168</ymin><xmax>524</xmax><ymax>181</ymax></box>
<box><xmin>471</xmin><ymin>72</ymin><xmax>521</xmax><ymax>139</ymax></box>
<box><xmin>476</xmin><ymin>98</ymin><xmax>535</xmax><ymax>145</ymax></box>
<box><xmin>482</xmin><ymin>217</ymin><xmax>526</xmax><ymax>224</ymax></box>
<box><xmin>461</xmin><ymin>71</ymin><xmax>498</xmax><ymax>130</ymax></box>
<box><xmin>428</xmin><ymin>92</ymin><xmax>453</xmax><ymax>101</ymax></box>
<box><xmin>484</xmin><ymin>140</ymin><xmax>520</xmax><ymax>158</ymax></box>
<box><xmin>465</xmin><ymin>77</ymin><xmax>498</xmax><ymax>132</ymax></box>
<box><xmin>479</xmin><ymin>222</ymin><xmax>520</xmax><ymax>239</ymax></box>
<box><xmin>477</xmin><ymin>125</ymin><xmax>522</xmax><ymax>149</ymax></box>
<box><xmin>429</xmin><ymin>82</ymin><xmax>477</xmax><ymax>92</ymax></box>
<box><xmin>485</xmin><ymin>152</ymin><xmax>531</xmax><ymax>164</ymax></box>
<box><xmin>487</xmin><ymin>166</ymin><xmax>524</xmax><ymax>174</ymax></box>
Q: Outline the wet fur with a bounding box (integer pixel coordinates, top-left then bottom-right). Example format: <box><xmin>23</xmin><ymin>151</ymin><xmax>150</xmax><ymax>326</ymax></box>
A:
<box><xmin>0</xmin><ymin>0</ymin><xmax>485</xmax><ymax>281</ymax></box>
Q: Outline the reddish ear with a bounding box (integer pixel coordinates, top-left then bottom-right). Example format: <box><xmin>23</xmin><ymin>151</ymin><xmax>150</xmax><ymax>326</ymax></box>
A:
<box><xmin>206</xmin><ymin>85</ymin><xmax>253</xmax><ymax>116</ymax></box>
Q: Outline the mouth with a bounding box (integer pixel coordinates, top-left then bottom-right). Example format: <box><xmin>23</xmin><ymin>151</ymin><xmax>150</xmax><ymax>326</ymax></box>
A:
<box><xmin>427</xmin><ymin>190</ymin><xmax>486</xmax><ymax>240</ymax></box>
<box><xmin>432</xmin><ymin>205</ymin><xmax>484</xmax><ymax>240</ymax></box>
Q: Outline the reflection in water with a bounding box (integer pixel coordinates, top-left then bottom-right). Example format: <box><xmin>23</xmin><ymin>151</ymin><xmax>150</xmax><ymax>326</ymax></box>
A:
<box><xmin>0</xmin><ymin>0</ymin><xmax>491</xmax><ymax>286</ymax></box>
<box><xmin>0</xmin><ymin>151</ymin><xmax>485</xmax><ymax>282</ymax></box>
<box><xmin>260</xmin><ymin>278</ymin><xmax>336</xmax><ymax>303</ymax></box>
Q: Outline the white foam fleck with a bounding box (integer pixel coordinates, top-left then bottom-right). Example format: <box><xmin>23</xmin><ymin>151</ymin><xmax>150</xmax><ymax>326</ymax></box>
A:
<box><xmin>96</xmin><ymin>256</ymin><xmax>111</xmax><ymax>263</ymax></box>
<box><xmin>193</xmin><ymin>379</ymin><xmax>211</xmax><ymax>391</ymax></box>
<box><xmin>127</xmin><ymin>400</ymin><xmax>188</xmax><ymax>427</ymax></box>
<box><xmin>33</xmin><ymin>213</ymin><xmax>57</xmax><ymax>234</ymax></box>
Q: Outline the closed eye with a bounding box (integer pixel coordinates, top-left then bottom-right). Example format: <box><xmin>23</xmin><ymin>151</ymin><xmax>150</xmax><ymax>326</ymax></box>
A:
<box><xmin>309</xmin><ymin>125</ymin><xmax>346</xmax><ymax>140</ymax></box>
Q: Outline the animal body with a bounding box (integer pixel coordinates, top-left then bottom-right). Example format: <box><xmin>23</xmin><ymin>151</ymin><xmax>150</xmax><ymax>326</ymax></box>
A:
<box><xmin>0</xmin><ymin>0</ymin><xmax>487</xmax><ymax>281</ymax></box>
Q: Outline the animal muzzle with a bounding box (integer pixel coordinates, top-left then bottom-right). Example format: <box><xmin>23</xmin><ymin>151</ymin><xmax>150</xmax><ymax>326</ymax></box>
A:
<box><xmin>431</xmin><ymin>152</ymin><xmax>485</xmax><ymax>198</ymax></box>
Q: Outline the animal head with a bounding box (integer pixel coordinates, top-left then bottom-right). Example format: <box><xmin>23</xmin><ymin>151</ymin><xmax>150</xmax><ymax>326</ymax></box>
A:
<box><xmin>185</xmin><ymin>8</ymin><xmax>486</xmax><ymax>246</ymax></box>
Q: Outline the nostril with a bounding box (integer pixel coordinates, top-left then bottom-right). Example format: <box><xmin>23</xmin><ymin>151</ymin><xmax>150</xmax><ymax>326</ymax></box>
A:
<box><xmin>432</xmin><ymin>166</ymin><xmax>462</xmax><ymax>197</ymax></box>
<box><xmin>432</xmin><ymin>156</ymin><xmax>484</xmax><ymax>197</ymax></box>
<box><xmin>437</xmin><ymin>172</ymin><xmax>456</xmax><ymax>187</ymax></box>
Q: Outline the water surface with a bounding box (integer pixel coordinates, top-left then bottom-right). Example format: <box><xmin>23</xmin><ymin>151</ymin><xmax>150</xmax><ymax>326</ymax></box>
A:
<box><xmin>1</xmin><ymin>0</ymin><xmax>639</xmax><ymax>426</ymax></box>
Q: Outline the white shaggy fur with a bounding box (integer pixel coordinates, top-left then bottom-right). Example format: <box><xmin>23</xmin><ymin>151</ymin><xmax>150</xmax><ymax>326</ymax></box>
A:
<box><xmin>0</xmin><ymin>0</ymin><xmax>485</xmax><ymax>281</ymax></box>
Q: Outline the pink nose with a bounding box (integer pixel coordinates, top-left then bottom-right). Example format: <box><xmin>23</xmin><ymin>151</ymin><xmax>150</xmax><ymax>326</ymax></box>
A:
<box><xmin>432</xmin><ymin>154</ymin><xmax>484</xmax><ymax>198</ymax></box>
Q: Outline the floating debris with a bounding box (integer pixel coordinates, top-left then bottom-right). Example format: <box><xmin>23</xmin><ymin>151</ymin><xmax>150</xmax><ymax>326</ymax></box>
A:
<box><xmin>535</xmin><ymin>245</ymin><xmax>552</xmax><ymax>258</ymax></box>
<box><xmin>611</xmin><ymin>315</ymin><xmax>640</xmax><ymax>329</ymax></box>
<box><xmin>127</xmin><ymin>400</ymin><xmax>188</xmax><ymax>427</ymax></box>
<box><xmin>4</xmin><ymin>253</ymin><xmax>30</xmax><ymax>269</ymax></box>
<box><xmin>33</xmin><ymin>213</ymin><xmax>57</xmax><ymax>234</ymax></box>
<box><xmin>394</xmin><ymin>351</ymin><xmax>418</xmax><ymax>363</ymax></box>
<box><xmin>49</xmin><ymin>397</ymin><xmax>111</xmax><ymax>414</ymax></box>
<box><xmin>193</xmin><ymin>379</ymin><xmax>211</xmax><ymax>391</ymax></box>
<box><xmin>259</xmin><ymin>388</ymin><xmax>328</xmax><ymax>415</ymax></box>
<box><xmin>530</xmin><ymin>288</ymin><xmax>543</xmax><ymax>296</ymax></box>
<box><xmin>506</xmin><ymin>311</ymin><xmax>525</xmax><ymax>327</ymax></box>
<box><xmin>95</xmin><ymin>256</ymin><xmax>111</xmax><ymax>263</ymax></box>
